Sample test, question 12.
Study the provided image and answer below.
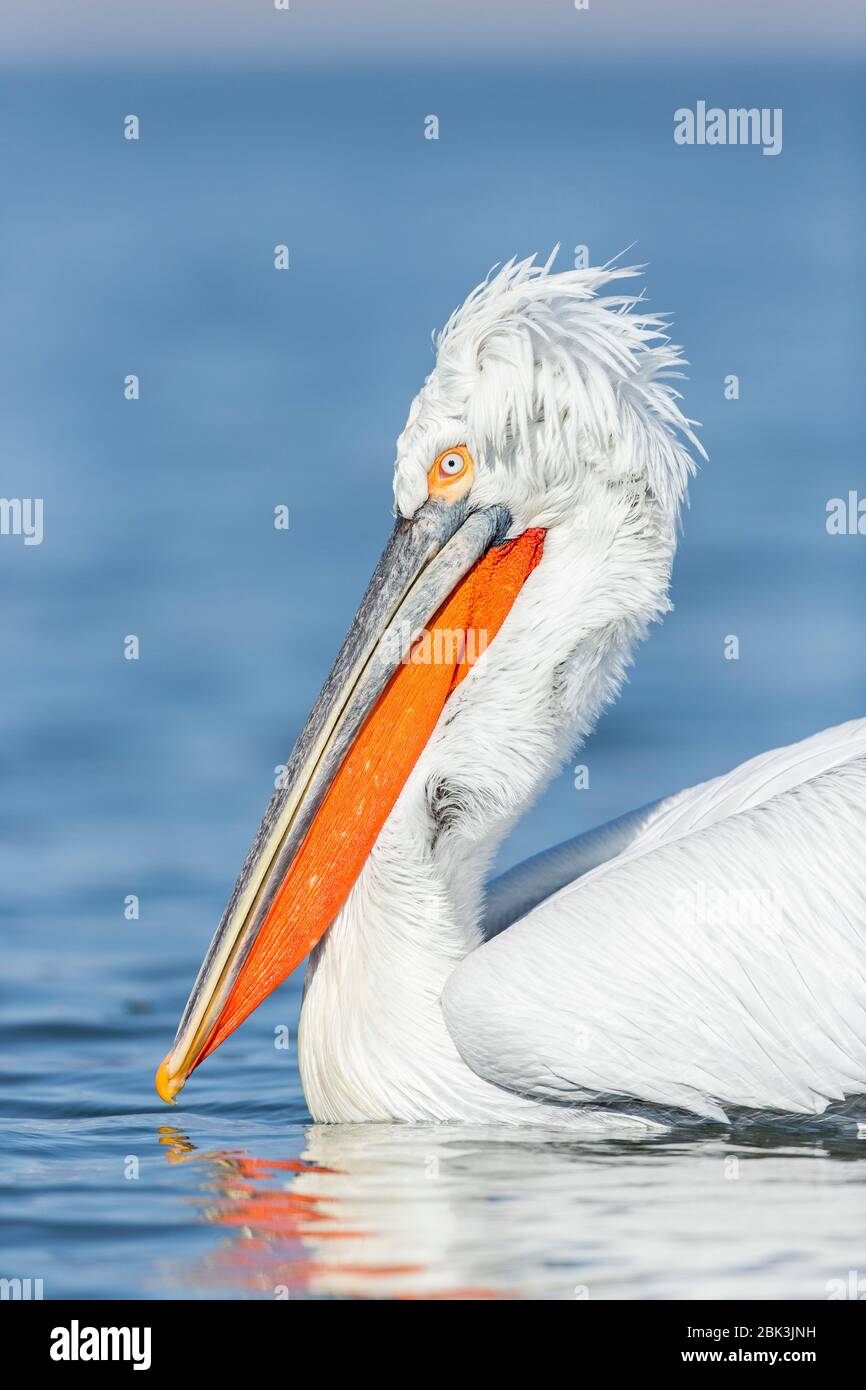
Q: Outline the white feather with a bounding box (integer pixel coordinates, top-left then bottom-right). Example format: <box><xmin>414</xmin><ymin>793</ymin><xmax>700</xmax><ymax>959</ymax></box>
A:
<box><xmin>297</xmin><ymin>254</ymin><xmax>864</xmax><ymax>1130</ymax></box>
<box><xmin>443</xmin><ymin>722</ymin><xmax>866</xmax><ymax>1122</ymax></box>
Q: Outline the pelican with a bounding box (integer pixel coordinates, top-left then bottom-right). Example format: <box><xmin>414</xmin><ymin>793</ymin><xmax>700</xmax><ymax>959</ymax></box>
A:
<box><xmin>156</xmin><ymin>253</ymin><xmax>866</xmax><ymax>1132</ymax></box>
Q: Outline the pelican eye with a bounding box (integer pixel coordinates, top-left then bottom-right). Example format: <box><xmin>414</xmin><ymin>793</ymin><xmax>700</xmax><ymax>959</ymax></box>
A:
<box><xmin>439</xmin><ymin>452</ymin><xmax>465</xmax><ymax>478</ymax></box>
<box><xmin>428</xmin><ymin>445</ymin><xmax>474</xmax><ymax>499</ymax></box>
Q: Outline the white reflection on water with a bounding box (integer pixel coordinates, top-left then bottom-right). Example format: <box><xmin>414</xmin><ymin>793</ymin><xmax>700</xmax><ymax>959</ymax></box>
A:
<box><xmin>158</xmin><ymin>1116</ymin><xmax>866</xmax><ymax>1300</ymax></box>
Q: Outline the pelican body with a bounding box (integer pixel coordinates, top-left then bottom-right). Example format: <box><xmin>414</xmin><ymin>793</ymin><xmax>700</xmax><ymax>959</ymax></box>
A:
<box><xmin>157</xmin><ymin>255</ymin><xmax>866</xmax><ymax>1131</ymax></box>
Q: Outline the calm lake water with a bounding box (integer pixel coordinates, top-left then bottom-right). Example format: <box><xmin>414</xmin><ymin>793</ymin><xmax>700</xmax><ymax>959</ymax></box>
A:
<box><xmin>1</xmin><ymin>61</ymin><xmax>864</xmax><ymax>1300</ymax></box>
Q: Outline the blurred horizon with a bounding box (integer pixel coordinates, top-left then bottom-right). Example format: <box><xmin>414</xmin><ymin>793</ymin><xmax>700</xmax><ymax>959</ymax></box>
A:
<box><xmin>1</xmin><ymin>0</ymin><xmax>864</xmax><ymax>65</ymax></box>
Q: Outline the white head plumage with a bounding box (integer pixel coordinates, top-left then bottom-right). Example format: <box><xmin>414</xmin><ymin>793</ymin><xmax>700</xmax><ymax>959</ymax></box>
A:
<box><xmin>394</xmin><ymin>250</ymin><xmax>704</xmax><ymax>529</ymax></box>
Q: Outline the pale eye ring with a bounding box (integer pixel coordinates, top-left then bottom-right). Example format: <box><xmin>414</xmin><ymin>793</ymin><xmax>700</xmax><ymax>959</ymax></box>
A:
<box><xmin>428</xmin><ymin>444</ymin><xmax>474</xmax><ymax>497</ymax></box>
<box><xmin>438</xmin><ymin>451</ymin><xmax>466</xmax><ymax>478</ymax></box>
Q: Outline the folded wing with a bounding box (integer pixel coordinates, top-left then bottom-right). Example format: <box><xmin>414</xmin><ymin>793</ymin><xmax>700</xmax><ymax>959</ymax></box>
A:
<box><xmin>443</xmin><ymin>720</ymin><xmax>866</xmax><ymax>1121</ymax></box>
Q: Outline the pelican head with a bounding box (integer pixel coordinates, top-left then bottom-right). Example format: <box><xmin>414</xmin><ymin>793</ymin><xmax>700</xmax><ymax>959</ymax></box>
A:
<box><xmin>156</xmin><ymin>251</ymin><xmax>701</xmax><ymax>1108</ymax></box>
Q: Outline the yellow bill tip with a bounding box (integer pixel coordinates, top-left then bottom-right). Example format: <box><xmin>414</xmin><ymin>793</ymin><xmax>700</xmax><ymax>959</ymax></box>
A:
<box><xmin>155</xmin><ymin>1056</ymin><xmax>185</xmax><ymax>1105</ymax></box>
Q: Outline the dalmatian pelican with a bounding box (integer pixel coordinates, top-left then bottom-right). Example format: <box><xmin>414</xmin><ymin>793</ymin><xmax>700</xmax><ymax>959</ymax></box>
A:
<box><xmin>156</xmin><ymin>253</ymin><xmax>866</xmax><ymax>1130</ymax></box>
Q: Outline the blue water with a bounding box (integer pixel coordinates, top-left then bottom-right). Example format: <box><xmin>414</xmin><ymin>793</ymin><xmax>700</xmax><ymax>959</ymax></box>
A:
<box><xmin>1</xmin><ymin>61</ymin><xmax>864</xmax><ymax>1299</ymax></box>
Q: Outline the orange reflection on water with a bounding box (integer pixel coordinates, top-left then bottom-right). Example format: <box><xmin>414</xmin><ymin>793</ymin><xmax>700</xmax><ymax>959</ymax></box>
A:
<box><xmin>155</xmin><ymin>1124</ymin><xmax>502</xmax><ymax>1299</ymax></box>
<box><xmin>156</xmin><ymin>1126</ymin><xmax>425</xmax><ymax>1295</ymax></box>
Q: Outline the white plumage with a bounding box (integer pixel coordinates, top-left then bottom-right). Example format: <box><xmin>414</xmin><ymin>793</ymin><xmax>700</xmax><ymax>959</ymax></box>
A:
<box><xmin>272</xmin><ymin>253</ymin><xmax>866</xmax><ymax>1129</ymax></box>
<box><xmin>444</xmin><ymin>720</ymin><xmax>866</xmax><ymax>1123</ymax></box>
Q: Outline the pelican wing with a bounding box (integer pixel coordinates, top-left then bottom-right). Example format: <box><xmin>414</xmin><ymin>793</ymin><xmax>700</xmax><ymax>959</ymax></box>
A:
<box><xmin>481</xmin><ymin>799</ymin><xmax>667</xmax><ymax>940</ymax></box>
<box><xmin>443</xmin><ymin>720</ymin><xmax>866</xmax><ymax>1121</ymax></box>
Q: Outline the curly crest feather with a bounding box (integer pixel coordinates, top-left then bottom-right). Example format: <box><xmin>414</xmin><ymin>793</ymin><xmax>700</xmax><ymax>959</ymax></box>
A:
<box><xmin>394</xmin><ymin>250</ymin><xmax>704</xmax><ymax>523</ymax></box>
